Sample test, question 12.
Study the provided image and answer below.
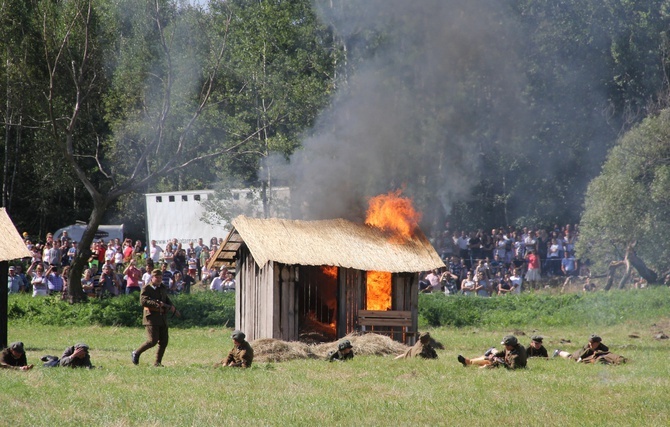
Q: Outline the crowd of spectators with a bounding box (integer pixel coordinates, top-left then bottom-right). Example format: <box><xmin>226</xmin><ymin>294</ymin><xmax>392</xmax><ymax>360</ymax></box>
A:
<box><xmin>7</xmin><ymin>233</ymin><xmax>233</xmax><ymax>298</ymax></box>
<box><xmin>424</xmin><ymin>223</ymin><xmax>586</xmax><ymax>296</ymax></box>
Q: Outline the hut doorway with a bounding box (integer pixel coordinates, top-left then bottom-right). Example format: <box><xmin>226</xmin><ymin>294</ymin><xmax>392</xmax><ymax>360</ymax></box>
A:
<box><xmin>297</xmin><ymin>266</ymin><xmax>339</xmax><ymax>342</ymax></box>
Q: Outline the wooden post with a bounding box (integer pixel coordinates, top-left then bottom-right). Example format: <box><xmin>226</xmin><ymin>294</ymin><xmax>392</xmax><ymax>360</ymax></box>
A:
<box><xmin>0</xmin><ymin>261</ymin><xmax>8</xmax><ymax>348</ymax></box>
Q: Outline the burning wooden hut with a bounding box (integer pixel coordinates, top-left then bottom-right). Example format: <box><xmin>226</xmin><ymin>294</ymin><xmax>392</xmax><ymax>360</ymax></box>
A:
<box><xmin>209</xmin><ymin>215</ymin><xmax>444</xmax><ymax>344</ymax></box>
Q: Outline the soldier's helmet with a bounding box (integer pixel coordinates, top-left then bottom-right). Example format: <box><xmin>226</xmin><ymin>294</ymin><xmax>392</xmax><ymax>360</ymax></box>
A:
<box><xmin>338</xmin><ymin>340</ymin><xmax>353</xmax><ymax>351</ymax></box>
<box><xmin>231</xmin><ymin>330</ymin><xmax>246</xmax><ymax>341</ymax></box>
<box><xmin>501</xmin><ymin>335</ymin><xmax>518</xmax><ymax>346</ymax></box>
<box><xmin>419</xmin><ymin>332</ymin><xmax>431</xmax><ymax>343</ymax></box>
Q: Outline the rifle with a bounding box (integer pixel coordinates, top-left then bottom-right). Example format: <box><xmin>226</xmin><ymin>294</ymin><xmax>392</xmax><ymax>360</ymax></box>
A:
<box><xmin>149</xmin><ymin>300</ymin><xmax>182</xmax><ymax>318</ymax></box>
<box><xmin>491</xmin><ymin>356</ymin><xmax>509</xmax><ymax>368</ymax></box>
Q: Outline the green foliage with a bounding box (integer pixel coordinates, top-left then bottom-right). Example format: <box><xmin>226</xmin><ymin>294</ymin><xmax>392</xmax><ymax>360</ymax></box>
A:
<box><xmin>578</xmin><ymin>108</ymin><xmax>670</xmax><ymax>274</ymax></box>
<box><xmin>418</xmin><ymin>287</ymin><xmax>670</xmax><ymax>328</ymax></box>
<box><xmin>7</xmin><ymin>291</ymin><xmax>235</xmax><ymax>328</ymax></box>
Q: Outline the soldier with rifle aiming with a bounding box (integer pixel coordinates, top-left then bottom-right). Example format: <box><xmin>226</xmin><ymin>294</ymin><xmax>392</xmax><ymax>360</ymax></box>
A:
<box><xmin>457</xmin><ymin>335</ymin><xmax>527</xmax><ymax>369</ymax></box>
<box><xmin>131</xmin><ymin>269</ymin><xmax>180</xmax><ymax>367</ymax></box>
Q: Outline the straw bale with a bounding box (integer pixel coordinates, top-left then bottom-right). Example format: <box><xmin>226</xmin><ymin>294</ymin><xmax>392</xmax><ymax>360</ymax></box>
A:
<box><xmin>251</xmin><ymin>333</ymin><xmax>410</xmax><ymax>363</ymax></box>
<box><xmin>251</xmin><ymin>338</ymin><xmax>317</xmax><ymax>363</ymax></box>
<box><xmin>216</xmin><ymin>216</ymin><xmax>444</xmax><ymax>273</ymax></box>
<box><xmin>0</xmin><ymin>208</ymin><xmax>31</xmax><ymax>261</ymax></box>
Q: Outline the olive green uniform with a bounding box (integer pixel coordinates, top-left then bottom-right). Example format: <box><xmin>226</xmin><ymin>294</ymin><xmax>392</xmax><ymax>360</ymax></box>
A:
<box><xmin>571</xmin><ymin>343</ymin><xmax>626</xmax><ymax>365</ymax></box>
<box><xmin>400</xmin><ymin>340</ymin><xmax>438</xmax><ymax>359</ymax></box>
<box><xmin>134</xmin><ymin>283</ymin><xmax>174</xmax><ymax>365</ymax></box>
<box><xmin>526</xmin><ymin>344</ymin><xmax>549</xmax><ymax>358</ymax></box>
<box><xmin>328</xmin><ymin>349</ymin><xmax>354</xmax><ymax>362</ymax></box>
<box><xmin>224</xmin><ymin>340</ymin><xmax>254</xmax><ymax>368</ymax></box>
<box><xmin>490</xmin><ymin>343</ymin><xmax>527</xmax><ymax>369</ymax></box>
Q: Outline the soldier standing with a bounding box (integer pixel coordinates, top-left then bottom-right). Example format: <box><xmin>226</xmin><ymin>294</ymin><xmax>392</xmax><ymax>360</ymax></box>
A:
<box><xmin>131</xmin><ymin>269</ymin><xmax>180</xmax><ymax>367</ymax></box>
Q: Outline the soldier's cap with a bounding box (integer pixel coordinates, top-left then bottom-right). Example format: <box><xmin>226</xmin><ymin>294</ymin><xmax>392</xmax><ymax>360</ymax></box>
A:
<box><xmin>419</xmin><ymin>332</ymin><xmax>431</xmax><ymax>343</ymax></box>
<box><xmin>9</xmin><ymin>341</ymin><xmax>24</xmax><ymax>354</ymax></box>
<box><xmin>531</xmin><ymin>335</ymin><xmax>543</xmax><ymax>343</ymax></box>
<box><xmin>231</xmin><ymin>330</ymin><xmax>246</xmax><ymax>341</ymax></box>
<box><xmin>589</xmin><ymin>334</ymin><xmax>602</xmax><ymax>343</ymax></box>
<box><xmin>501</xmin><ymin>335</ymin><xmax>518</xmax><ymax>346</ymax></box>
<box><xmin>74</xmin><ymin>343</ymin><xmax>89</xmax><ymax>351</ymax></box>
<box><xmin>338</xmin><ymin>340</ymin><xmax>353</xmax><ymax>351</ymax></box>
<box><xmin>151</xmin><ymin>269</ymin><xmax>163</xmax><ymax>277</ymax></box>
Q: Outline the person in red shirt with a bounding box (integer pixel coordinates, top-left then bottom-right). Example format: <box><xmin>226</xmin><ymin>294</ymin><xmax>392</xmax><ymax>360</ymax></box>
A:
<box><xmin>124</xmin><ymin>259</ymin><xmax>143</xmax><ymax>294</ymax></box>
<box><xmin>525</xmin><ymin>249</ymin><xmax>541</xmax><ymax>290</ymax></box>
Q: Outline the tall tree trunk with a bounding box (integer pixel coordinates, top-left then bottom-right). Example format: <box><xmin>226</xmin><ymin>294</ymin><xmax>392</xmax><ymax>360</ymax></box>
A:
<box><xmin>626</xmin><ymin>246</ymin><xmax>658</xmax><ymax>284</ymax></box>
<box><xmin>67</xmin><ymin>202</ymin><xmax>108</xmax><ymax>302</ymax></box>
<box><xmin>604</xmin><ymin>260</ymin><xmax>625</xmax><ymax>291</ymax></box>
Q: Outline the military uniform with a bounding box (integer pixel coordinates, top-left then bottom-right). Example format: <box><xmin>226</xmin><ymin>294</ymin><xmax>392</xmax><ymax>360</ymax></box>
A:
<box><xmin>571</xmin><ymin>342</ymin><xmax>626</xmax><ymax>365</ymax></box>
<box><xmin>223</xmin><ymin>339</ymin><xmax>254</xmax><ymax>368</ymax></box>
<box><xmin>399</xmin><ymin>332</ymin><xmax>438</xmax><ymax>359</ymax></box>
<box><xmin>570</xmin><ymin>342</ymin><xmax>610</xmax><ymax>361</ymax></box>
<box><xmin>328</xmin><ymin>340</ymin><xmax>354</xmax><ymax>362</ymax></box>
<box><xmin>133</xmin><ymin>274</ymin><xmax>175</xmax><ymax>366</ymax></box>
<box><xmin>526</xmin><ymin>336</ymin><xmax>549</xmax><ymax>358</ymax></box>
<box><xmin>490</xmin><ymin>343</ymin><xmax>527</xmax><ymax>369</ymax></box>
<box><xmin>1</xmin><ymin>343</ymin><xmax>28</xmax><ymax>368</ymax></box>
<box><xmin>59</xmin><ymin>344</ymin><xmax>93</xmax><ymax>368</ymax></box>
<box><xmin>526</xmin><ymin>344</ymin><xmax>549</xmax><ymax>358</ymax></box>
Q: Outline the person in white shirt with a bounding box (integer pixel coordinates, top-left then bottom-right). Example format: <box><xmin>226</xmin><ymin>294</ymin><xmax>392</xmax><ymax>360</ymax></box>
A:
<box><xmin>510</xmin><ymin>269</ymin><xmax>523</xmax><ymax>294</ymax></box>
<box><xmin>210</xmin><ymin>268</ymin><xmax>227</xmax><ymax>292</ymax></box>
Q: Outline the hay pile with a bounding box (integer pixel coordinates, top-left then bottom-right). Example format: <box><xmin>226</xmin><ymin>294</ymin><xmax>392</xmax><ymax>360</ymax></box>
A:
<box><xmin>252</xmin><ymin>333</ymin><xmax>410</xmax><ymax>363</ymax></box>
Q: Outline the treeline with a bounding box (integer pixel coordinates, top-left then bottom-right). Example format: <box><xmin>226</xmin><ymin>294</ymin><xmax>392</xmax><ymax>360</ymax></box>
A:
<box><xmin>1</xmin><ymin>0</ymin><xmax>669</xmax><ymax>241</ymax></box>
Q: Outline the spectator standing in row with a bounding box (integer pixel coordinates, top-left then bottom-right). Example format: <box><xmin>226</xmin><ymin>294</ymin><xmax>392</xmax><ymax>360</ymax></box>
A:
<box><xmin>7</xmin><ymin>266</ymin><xmax>23</xmax><ymax>293</ymax></box>
<box><xmin>561</xmin><ymin>251</ymin><xmax>578</xmax><ymax>277</ymax></box>
<box><xmin>99</xmin><ymin>264</ymin><xmax>121</xmax><ymax>296</ymax></box>
<box><xmin>149</xmin><ymin>240</ymin><xmax>163</xmax><ymax>264</ymax></box>
<box><xmin>124</xmin><ymin>260</ymin><xmax>143</xmax><ymax>294</ymax></box>
<box><xmin>27</xmin><ymin>262</ymin><xmax>48</xmax><ymax>297</ymax></box>
<box><xmin>210</xmin><ymin>268</ymin><xmax>227</xmax><ymax>292</ymax></box>
<box><xmin>45</xmin><ymin>265</ymin><xmax>64</xmax><ymax>295</ymax></box>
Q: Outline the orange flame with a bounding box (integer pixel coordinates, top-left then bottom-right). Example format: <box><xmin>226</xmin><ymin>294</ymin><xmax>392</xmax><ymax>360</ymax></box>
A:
<box><xmin>366</xmin><ymin>271</ymin><xmax>392</xmax><ymax>310</ymax></box>
<box><xmin>365</xmin><ymin>189</ymin><xmax>421</xmax><ymax>242</ymax></box>
<box><xmin>321</xmin><ymin>265</ymin><xmax>338</xmax><ymax>280</ymax></box>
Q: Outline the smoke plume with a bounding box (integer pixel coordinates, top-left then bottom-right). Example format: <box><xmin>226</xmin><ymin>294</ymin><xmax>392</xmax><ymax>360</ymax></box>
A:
<box><xmin>277</xmin><ymin>0</ymin><xmax>527</xmax><ymax>224</ymax></box>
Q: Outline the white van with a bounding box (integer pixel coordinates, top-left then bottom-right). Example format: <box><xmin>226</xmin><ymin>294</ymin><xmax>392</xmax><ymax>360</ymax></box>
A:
<box><xmin>54</xmin><ymin>222</ymin><xmax>124</xmax><ymax>243</ymax></box>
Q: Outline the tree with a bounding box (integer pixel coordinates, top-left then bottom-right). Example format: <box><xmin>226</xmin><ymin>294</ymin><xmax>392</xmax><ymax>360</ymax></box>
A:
<box><xmin>577</xmin><ymin>107</ymin><xmax>670</xmax><ymax>282</ymax></box>
<box><xmin>35</xmin><ymin>0</ymin><xmax>255</xmax><ymax>300</ymax></box>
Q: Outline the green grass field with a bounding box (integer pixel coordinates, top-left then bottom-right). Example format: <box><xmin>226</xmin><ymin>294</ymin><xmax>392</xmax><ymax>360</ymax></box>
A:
<box><xmin>2</xmin><ymin>291</ymin><xmax>670</xmax><ymax>426</ymax></box>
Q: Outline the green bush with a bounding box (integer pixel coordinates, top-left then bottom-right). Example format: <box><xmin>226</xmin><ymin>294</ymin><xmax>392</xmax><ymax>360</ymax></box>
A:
<box><xmin>9</xmin><ymin>287</ymin><xmax>668</xmax><ymax>330</ymax></box>
<box><xmin>7</xmin><ymin>291</ymin><xmax>235</xmax><ymax>328</ymax></box>
<box><xmin>418</xmin><ymin>286</ymin><xmax>670</xmax><ymax>328</ymax></box>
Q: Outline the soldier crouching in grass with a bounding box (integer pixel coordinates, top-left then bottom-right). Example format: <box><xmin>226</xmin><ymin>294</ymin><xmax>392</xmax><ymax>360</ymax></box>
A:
<box><xmin>219</xmin><ymin>330</ymin><xmax>253</xmax><ymax>368</ymax></box>
<box><xmin>327</xmin><ymin>339</ymin><xmax>354</xmax><ymax>362</ymax></box>
<box><xmin>553</xmin><ymin>334</ymin><xmax>626</xmax><ymax>365</ymax></box>
<box><xmin>131</xmin><ymin>269</ymin><xmax>180</xmax><ymax>367</ymax></box>
<box><xmin>457</xmin><ymin>335</ymin><xmax>527</xmax><ymax>369</ymax></box>
<box><xmin>0</xmin><ymin>342</ymin><xmax>34</xmax><ymax>371</ymax></box>
<box><xmin>395</xmin><ymin>332</ymin><xmax>438</xmax><ymax>360</ymax></box>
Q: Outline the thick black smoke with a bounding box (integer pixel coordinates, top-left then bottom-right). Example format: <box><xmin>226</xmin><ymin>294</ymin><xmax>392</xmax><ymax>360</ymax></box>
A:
<box><xmin>276</xmin><ymin>0</ymin><xmax>528</xmax><ymax>223</ymax></box>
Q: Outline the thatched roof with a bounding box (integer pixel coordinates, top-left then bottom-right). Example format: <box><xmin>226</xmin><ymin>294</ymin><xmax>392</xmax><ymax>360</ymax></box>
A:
<box><xmin>0</xmin><ymin>208</ymin><xmax>31</xmax><ymax>261</ymax></box>
<box><xmin>209</xmin><ymin>216</ymin><xmax>444</xmax><ymax>273</ymax></box>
